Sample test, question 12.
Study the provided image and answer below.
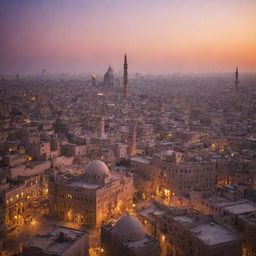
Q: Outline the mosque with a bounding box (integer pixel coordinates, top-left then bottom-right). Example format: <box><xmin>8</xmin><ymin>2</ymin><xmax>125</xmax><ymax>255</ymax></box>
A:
<box><xmin>101</xmin><ymin>215</ymin><xmax>161</xmax><ymax>256</ymax></box>
<box><xmin>48</xmin><ymin>160</ymin><xmax>134</xmax><ymax>228</ymax></box>
<box><xmin>102</xmin><ymin>66</ymin><xmax>115</xmax><ymax>87</ymax></box>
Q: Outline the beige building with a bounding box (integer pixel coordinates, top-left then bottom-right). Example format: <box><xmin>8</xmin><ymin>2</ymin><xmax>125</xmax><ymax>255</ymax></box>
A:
<box><xmin>130</xmin><ymin>151</ymin><xmax>216</xmax><ymax>198</ymax></box>
<box><xmin>139</xmin><ymin>202</ymin><xmax>241</xmax><ymax>256</ymax></box>
<box><xmin>49</xmin><ymin>160</ymin><xmax>134</xmax><ymax>228</ymax></box>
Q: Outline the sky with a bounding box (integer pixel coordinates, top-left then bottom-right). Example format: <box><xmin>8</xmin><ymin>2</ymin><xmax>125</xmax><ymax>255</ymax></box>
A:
<box><xmin>0</xmin><ymin>0</ymin><xmax>256</xmax><ymax>74</ymax></box>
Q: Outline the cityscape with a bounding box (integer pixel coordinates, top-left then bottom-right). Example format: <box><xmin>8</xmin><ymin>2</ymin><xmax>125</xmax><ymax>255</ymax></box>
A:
<box><xmin>0</xmin><ymin>0</ymin><xmax>256</xmax><ymax>256</ymax></box>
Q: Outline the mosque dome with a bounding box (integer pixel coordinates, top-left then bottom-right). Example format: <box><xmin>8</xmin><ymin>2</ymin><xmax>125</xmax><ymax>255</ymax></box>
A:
<box><xmin>107</xmin><ymin>66</ymin><xmax>114</xmax><ymax>75</ymax></box>
<box><xmin>103</xmin><ymin>66</ymin><xmax>115</xmax><ymax>86</ymax></box>
<box><xmin>112</xmin><ymin>215</ymin><xmax>145</xmax><ymax>242</ymax></box>
<box><xmin>86</xmin><ymin>160</ymin><xmax>110</xmax><ymax>184</ymax></box>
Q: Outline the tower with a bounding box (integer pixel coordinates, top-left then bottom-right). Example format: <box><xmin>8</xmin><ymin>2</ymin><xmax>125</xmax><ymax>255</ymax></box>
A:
<box><xmin>123</xmin><ymin>54</ymin><xmax>128</xmax><ymax>98</ymax></box>
<box><xmin>91</xmin><ymin>73</ymin><xmax>97</xmax><ymax>87</ymax></box>
<box><xmin>235</xmin><ymin>67</ymin><xmax>239</xmax><ymax>92</ymax></box>
<box><xmin>128</xmin><ymin>123</ymin><xmax>136</xmax><ymax>156</ymax></box>
<box><xmin>99</xmin><ymin>116</ymin><xmax>106</xmax><ymax>138</ymax></box>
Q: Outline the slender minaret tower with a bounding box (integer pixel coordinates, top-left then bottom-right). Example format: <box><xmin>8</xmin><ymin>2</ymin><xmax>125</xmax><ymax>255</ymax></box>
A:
<box><xmin>91</xmin><ymin>73</ymin><xmax>97</xmax><ymax>87</ymax></box>
<box><xmin>235</xmin><ymin>67</ymin><xmax>239</xmax><ymax>92</ymax></box>
<box><xmin>123</xmin><ymin>54</ymin><xmax>128</xmax><ymax>98</ymax></box>
<box><xmin>99</xmin><ymin>116</ymin><xmax>106</xmax><ymax>138</ymax></box>
<box><xmin>128</xmin><ymin>123</ymin><xmax>137</xmax><ymax>156</ymax></box>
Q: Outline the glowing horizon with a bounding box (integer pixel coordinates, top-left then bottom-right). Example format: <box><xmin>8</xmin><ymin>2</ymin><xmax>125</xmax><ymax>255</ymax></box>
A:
<box><xmin>0</xmin><ymin>0</ymin><xmax>256</xmax><ymax>74</ymax></box>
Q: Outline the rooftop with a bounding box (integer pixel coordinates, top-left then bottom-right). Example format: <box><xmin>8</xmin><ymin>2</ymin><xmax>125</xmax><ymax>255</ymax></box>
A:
<box><xmin>224</xmin><ymin>202</ymin><xmax>256</xmax><ymax>215</ymax></box>
<box><xmin>23</xmin><ymin>225</ymin><xmax>87</xmax><ymax>255</ymax></box>
<box><xmin>190</xmin><ymin>223</ymin><xmax>239</xmax><ymax>246</ymax></box>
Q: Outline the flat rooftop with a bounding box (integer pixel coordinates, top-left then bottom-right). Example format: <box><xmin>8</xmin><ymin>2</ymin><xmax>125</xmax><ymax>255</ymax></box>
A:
<box><xmin>130</xmin><ymin>156</ymin><xmax>151</xmax><ymax>164</ymax></box>
<box><xmin>190</xmin><ymin>223</ymin><xmax>238</xmax><ymax>246</ymax></box>
<box><xmin>224</xmin><ymin>202</ymin><xmax>256</xmax><ymax>215</ymax></box>
<box><xmin>69</xmin><ymin>181</ymin><xmax>100</xmax><ymax>189</ymax></box>
<box><xmin>173</xmin><ymin>215</ymin><xmax>194</xmax><ymax>225</ymax></box>
<box><xmin>23</xmin><ymin>225</ymin><xmax>86</xmax><ymax>255</ymax></box>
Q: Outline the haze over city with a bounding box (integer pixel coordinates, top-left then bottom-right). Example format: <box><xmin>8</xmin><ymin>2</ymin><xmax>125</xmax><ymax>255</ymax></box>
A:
<box><xmin>0</xmin><ymin>1</ymin><xmax>256</xmax><ymax>256</ymax></box>
<box><xmin>1</xmin><ymin>0</ymin><xmax>256</xmax><ymax>74</ymax></box>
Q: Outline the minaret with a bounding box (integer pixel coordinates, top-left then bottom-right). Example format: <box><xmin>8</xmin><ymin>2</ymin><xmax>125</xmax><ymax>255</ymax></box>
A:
<box><xmin>128</xmin><ymin>123</ymin><xmax>137</xmax><ymax>156</ymax></box>
<box><xmin>99</xmin><ymin>116</ymin><xmax>106</xmax><ymax>138</ymax></box>
<box><xmin>235</xmin><ymin>67</ymin><xmax>239</xmax><ymax>92</ymax></box>
<box><xmin>123</xmin><ymin>54</ymin><xmax>128</xmax><ymax>98</ymax></box>
<box><xmin>91</xmin><ymin>73</ymin><xmax>97</xmax><ymax>87</ymax></box>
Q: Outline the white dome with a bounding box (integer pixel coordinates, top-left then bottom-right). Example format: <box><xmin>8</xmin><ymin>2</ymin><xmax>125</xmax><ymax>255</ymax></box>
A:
<box><xmin>112</xmin><ymin>215</ymin><xmax>145</xmax><ymax>242</ymax></box>
<box><xmin>86</xmin><ymin>160</ymin><xmax>110</xmax><ymax>184</ymax></box>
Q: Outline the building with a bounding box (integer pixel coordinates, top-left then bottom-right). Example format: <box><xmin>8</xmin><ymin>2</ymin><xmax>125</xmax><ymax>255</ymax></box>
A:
<box><xmin>49</xmin><ymin>160</ymin><xmax>134</xmax><ymax>228</ymax></box>
<box><xmin>101</xmin><ymin>215</ymin><xmax>161</xmax><ymax>256</ymax></box>
<box><xmin>139</xmin><ymin>202</ymin><xmax>241</xmax><ymax>256</ymax></box>
<box><xmin>22</xmin><ymin>225</ymin><xmax>89</xmax><ymax>256</ymax></box>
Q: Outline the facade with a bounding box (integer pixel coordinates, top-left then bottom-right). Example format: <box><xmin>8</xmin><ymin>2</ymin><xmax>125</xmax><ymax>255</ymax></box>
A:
<box><xmin>101</xmin><ymin>215</ymin><xmax>161</xmax><ymax>256</ymax></box>
<box><xmin>22</xmin><ymin>225</ymin><xmax>89</xmax><ymax>256</ymax></box>
<box><xmin>49</xmin><ymin>160</ymin><xmax>134</xmax><ymax>228</ymax></box>
<box><xmin>3</xmin><ymin>174</ymin><xmax>48</xmax><ymax>228</ymax></box>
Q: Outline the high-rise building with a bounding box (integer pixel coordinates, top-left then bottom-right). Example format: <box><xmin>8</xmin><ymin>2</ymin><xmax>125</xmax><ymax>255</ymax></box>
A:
<box><xmin>123</xmin><ymin>54</ymin><xmax>128</xmax><ymax>98</ymax></box>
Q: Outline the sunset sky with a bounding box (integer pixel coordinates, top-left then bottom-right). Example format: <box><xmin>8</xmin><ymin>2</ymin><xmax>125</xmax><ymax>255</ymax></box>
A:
<box><xmin>1</xmin><ymin>0</ymin><xmax>256</xmax><ymax>74</ymax></box>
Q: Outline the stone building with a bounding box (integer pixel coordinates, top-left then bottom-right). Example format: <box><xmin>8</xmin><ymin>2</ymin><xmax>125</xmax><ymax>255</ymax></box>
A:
<box><xmin>101</xmin><ymin>215</ymin><xmax>161</xmax><ymax>256</ymax></box>
<box><xmin>139</xmin><ymin>202</ymin><xmax>241</xmax><ymax>256</ymax></box>
<box><xmin>49</xmin><ymin>160</ymin><xmax>134</xmax><ymax>228</ymax></box>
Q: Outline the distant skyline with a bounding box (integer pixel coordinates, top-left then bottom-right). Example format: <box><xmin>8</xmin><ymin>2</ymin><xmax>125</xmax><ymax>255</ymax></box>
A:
<box><xmin>0</xmin><ymin>0</ymin><xmax>256</xmax><ymax>74</ymax></box>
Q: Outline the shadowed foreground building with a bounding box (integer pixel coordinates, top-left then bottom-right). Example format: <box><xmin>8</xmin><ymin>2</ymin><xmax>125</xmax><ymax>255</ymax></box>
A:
<box><xmin>22</xmin><ymin>225</ymin><xmax>89</xmax><ymax>256</ymax></box>
<box><xmin>49</xmin><ymin>160</ymin><xmax>134</xmax><ymax>228</ymax></box>
<box><xmin>101</xmin><ymin>215</ymin><xmax>161</xmax><ymax>256</ymax></box>
<box><xmin>139</xmin><ymin>202</ymin><xmax>242</xmax><ymax>256</ymax></box>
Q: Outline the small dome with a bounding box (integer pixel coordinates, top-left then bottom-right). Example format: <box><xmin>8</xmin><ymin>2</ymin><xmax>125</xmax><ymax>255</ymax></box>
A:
<box><xmin>112</xmin><ymin>215</ymin><xmax>145</xmax><ymax>242</ymax></box>
<box><xmin>86</xmin><ymin>160</ymin><xmax>110</xmax><ymax>184</ymax></box>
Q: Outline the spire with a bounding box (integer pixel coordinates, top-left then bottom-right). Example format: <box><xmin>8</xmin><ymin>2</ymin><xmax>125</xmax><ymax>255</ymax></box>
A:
<box><xmin>124</xmin><ymin>53</ymin><xmax>127</xmax><ymax>65</ymax></box>
<box><xmin>235</xmin><ymin>67</ymin><xmax>239</xmax><ymax>92</ymax></box>
<box><xmin>123</xmin><ymin>53</ymin><xmax>128</xmax><ymax>98</ymax></box>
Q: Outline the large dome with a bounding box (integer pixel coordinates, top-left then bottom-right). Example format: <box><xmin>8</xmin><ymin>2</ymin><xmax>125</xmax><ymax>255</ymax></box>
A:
<box><xmin>112</xmin><ymin>215</ymin><xmax>145</xmax><ymax>242</ymax></box>
<box><xmin>86</xmin><ymin>160</ymin><xmax>110</xmax><ymax>184</ymax></box>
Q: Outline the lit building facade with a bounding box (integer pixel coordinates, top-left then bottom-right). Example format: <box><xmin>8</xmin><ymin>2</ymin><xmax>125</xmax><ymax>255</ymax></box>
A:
<box><xmin>49</xmin><ymin>160</ymin><xmax>134</xmax><ymax>228</ymax></box>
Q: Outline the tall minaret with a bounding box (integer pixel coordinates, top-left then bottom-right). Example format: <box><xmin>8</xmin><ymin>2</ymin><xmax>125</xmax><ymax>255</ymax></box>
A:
<box><xmin>99</xmin><ymin>116</ymin><xmax>106</xmax><ymax>138</ymax></box>
<box><xmin>128</xmin><ymin>123</ymin><xmax>137</xmax><ymax>156</ymax></box>
<box><xmin>235</xmin><ymin>67</ymin><xmax>239</xmax><ymax>92</ymax></box>
<box><xmin>123</xmin><ymin>54</ymin><xmax>128</xmax><ymax>98</ymax></box>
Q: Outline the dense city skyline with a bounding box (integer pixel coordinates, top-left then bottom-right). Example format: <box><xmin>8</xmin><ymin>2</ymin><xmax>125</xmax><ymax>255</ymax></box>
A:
<box><xmin>1</xmin><ymin>0</ymin><xmax>256</xmax><ymax>74</ymax></box>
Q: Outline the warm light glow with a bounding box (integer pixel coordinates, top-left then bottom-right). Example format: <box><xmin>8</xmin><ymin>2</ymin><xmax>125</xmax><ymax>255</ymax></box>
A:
<box><xmin>67</xmin><ymin>194</ymin><xmax>73</xmax><ymax>199</ymax></box>
<box><xmin>164</xmin><ymin>189</ymin><xmax>170</xmax><ymax>197</ymax></box>
<box><xmin>24</xmin><ymin>119</ymin><xmax>31</xmax><ymax>124</ymax></box>
<box><xmin>31</xmin><ymin>219</ymin><xmax>37</xmax><ymax>226</ymax></box>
